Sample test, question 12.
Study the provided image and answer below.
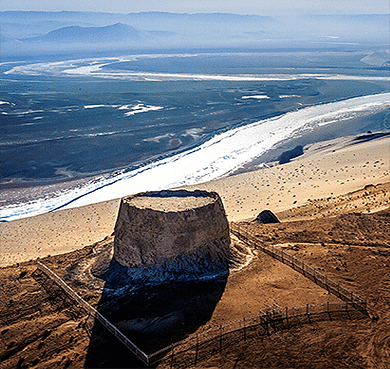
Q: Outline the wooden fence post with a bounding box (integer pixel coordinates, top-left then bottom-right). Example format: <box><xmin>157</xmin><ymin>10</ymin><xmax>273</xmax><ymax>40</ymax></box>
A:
<box><xmin>306</xmin><ymin>303</ymin><xmax>312</xmax><ymax>323</ymax></box>
<box><xmin>243</xmin><ymin>317</ymin><xmax>246</xmax><ymax>341</ymax></box>
<box><xmin>285</xmin><ymin>307</ymin><xmax>289</xmax><ymax>326</ymax></box>
<box><xmin>170</xmin><ymin>347</ymin><xmax>174</xmax><ymax>369</ymax></box>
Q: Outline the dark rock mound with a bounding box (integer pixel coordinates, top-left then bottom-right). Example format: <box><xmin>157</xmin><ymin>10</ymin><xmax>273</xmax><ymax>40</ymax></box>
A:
<box><xmin>254</xmin><ymin>210</ymin><xmax>280</xmax><ymax>224</ymax></box>
<box><xmin>279</xmin><ymin>145</ymin><xmax>304</xmax><ymax>164</ymax></box>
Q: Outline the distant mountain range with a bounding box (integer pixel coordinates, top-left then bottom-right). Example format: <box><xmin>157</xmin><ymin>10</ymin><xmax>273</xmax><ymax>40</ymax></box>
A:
<box><xmin>27</xmin><ymin>23</ymin><xmax>147</xmax><ymax>43</ymax></box>
<box><xmin>1</xmin><ymin>11</ymin><xmax>388</xmax><ymax>59</ymax></box>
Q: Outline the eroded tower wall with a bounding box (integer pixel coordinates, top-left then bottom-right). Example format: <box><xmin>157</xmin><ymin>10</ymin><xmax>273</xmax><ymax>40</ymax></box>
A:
<box><xmin>113</xmin><ymin>190</ymin><xmax>230</xmax><ymax>272</ymax></box>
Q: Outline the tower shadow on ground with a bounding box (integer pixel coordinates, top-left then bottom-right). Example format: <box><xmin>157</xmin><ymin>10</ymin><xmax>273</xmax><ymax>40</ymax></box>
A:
<box><xmin>84</xmin><ymin>256</ymin><xmax>229</xmax><ymax>368</ymax></box>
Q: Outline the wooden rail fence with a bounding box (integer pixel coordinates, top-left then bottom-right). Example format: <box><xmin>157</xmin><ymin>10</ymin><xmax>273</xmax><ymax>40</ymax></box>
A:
<box><xmin>36</xmin><ymin>261</ymin><xmax>149</xmax><ymax>365</ymax></box>
<box><xmin>230</xmin><ymin>223</ymin><xmax>367</xmax><ymax>310</ymax></box>
<box><xmin>36</xmin><ymin>223</ymin><xmax>367</xmax><ymax>367</ymax></box>
<box><xmin>152</xmin><ymin>300</ymin><xmax>366</xmax><ymax>367</ymax></box>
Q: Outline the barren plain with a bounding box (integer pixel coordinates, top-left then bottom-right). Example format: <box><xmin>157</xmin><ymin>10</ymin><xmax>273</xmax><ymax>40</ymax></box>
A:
<box><xmin>0</xmin><ymin>133</ymin><xmax>389</xmax><ymax>368</ymax></box>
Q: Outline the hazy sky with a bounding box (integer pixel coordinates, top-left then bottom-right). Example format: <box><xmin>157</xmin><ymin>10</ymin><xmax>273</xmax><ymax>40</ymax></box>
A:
<box><xmin>1</xmin><ymin>0</ymin><xmax>389</xmax><ymax>15</ymax></box>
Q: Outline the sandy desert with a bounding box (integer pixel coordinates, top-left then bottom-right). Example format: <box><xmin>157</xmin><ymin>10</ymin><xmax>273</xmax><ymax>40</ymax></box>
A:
<box><xmin>0</xmin><ymin>132</ymin><xmax>389</xmax><ymax>368</ymax></box>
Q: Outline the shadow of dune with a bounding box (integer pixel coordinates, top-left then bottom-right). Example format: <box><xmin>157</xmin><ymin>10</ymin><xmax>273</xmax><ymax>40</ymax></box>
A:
<box><xmin>84</xmin><ymin>256</ymin><xmax>228</xmax><ymax>368</ymax></box>
<box><xmin>352</xmin><ymin>131</ymin><xmax>390</xmax><ymax>143</ymax></box>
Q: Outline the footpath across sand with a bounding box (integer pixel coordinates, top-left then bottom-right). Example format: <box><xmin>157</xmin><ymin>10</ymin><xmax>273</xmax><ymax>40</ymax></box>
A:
<box><xmin>0</xmin><ymin>133</ymin><xmax>389</xmax><ymax>267</ymax></box>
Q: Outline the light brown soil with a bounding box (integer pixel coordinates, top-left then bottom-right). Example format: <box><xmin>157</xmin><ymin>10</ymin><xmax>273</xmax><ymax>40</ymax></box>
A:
<box><xmin>1</xmin><ymin>134</ymin><xmax>388</xmax><ymax>268</ymax></box>
<box><xmin>1</xmin><ymin>195</ymin><xmax>389</xmax><ymax>368</ymax></box>
<box><xmin>1</xmin><ymin>136</ymin><xmax>389</xmax><ymax>368</ymax></box>
<box><xmin>183</xmin><ymin>207</ymin><xmax>390</xmax><ymax>369</ymax></box>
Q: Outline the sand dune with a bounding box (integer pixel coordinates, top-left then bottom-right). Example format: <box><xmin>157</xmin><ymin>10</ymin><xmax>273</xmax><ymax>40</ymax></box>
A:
<box><xmin>0</xmin><ymin>133</ymin><xmax>389</xmax><ymax>268</ymax></box>
<box><xmin>1</xmin><ymin>132</ymin><xmax>389</xmax><ymax>369</ymax></box>
<box><xmin>190</xmin><ymin>134</ymin><xmax>389</xmax><ymax>222</ymax></box>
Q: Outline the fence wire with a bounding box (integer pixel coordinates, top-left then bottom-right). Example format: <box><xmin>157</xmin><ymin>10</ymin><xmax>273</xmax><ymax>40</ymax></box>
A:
<box><xmin>153</xmin><ymin>300</ymin><xmax>365</xmax><ymax>367</ymax></box>
<box><xmin>36</xmin><ymin>223</ymin><xmax>367</xmax><ymax>367</ymax></box>
<box><xmin>229</xmin><ymin>223</ymin><xmax>367</xmax><ymax>310</ymax></box>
